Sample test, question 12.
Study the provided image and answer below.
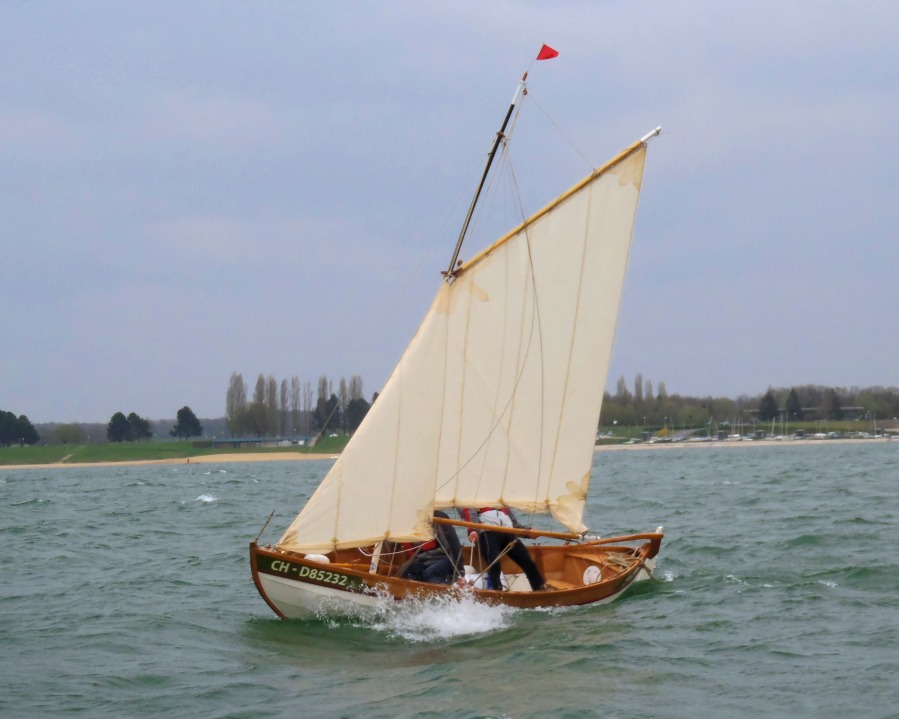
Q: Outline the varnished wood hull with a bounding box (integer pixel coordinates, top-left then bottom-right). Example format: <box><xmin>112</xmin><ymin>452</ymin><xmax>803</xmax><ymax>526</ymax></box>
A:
<box><xmin>250</xmin><ymin>532</ymin><xmax>662</xmax><ymax>618</ymax></box>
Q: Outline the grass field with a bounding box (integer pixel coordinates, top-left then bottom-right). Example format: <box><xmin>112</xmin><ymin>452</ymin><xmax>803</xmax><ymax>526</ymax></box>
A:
<box><xmin>0</xmin><ymin>435</ymin><xmax>351</xmax><ymax>466</ymax></box>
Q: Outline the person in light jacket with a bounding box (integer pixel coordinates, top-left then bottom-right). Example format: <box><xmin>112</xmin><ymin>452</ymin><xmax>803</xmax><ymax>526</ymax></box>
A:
<box><xmin>460</xmin><ymin>506</ymin><xmax>546</xmax><ymax>591</ymax></box>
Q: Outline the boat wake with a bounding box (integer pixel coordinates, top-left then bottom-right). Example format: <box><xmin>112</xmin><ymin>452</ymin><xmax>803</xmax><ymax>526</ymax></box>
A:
<box><xmin>305</xmin><ymin>590</ymin><xmax>515</xmax><ymax>641</ymax></box>
<box><xmin>369</xmin><ymin>593</ymin><xmax>514</xmax><ymax>641</ymax></box>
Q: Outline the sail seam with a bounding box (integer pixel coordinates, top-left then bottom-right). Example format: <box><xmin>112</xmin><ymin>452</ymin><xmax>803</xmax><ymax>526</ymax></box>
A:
<box><xmin>548</xmin><ymin>183</ymin><xmax>593</xmax><ymax>518</ymax></box>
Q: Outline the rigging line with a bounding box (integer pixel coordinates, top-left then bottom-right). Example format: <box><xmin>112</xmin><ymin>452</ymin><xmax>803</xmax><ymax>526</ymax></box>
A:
<box><xmin>461</xmin><ymin>92</ymin><xmax>525</xmax><ymax>261</ymax></box>
<box><xmin>466</xmin><ymin>148</ymin><xmax>520</xmax><ymax>503</ymax></box>
<box><xmin>432</xmin><ymin>148</ymin><xmax>526</xmax><ymax>494</ymax></box>
<box><xmin>505</xmin><ymin>91</ymin><xmax>526</xmax><ymax>143</ymax></box>
<box><xmin>459</xmin><ymin>89</ymin><xmax>527</xmax><ymax>267</ymax></box>
<box><xmin>446</xmin><ymin>75</ymin><xmax>527</xmax><ymax>276</ymax></box>
<box><xmin>466</xmin><ymin>536</ymin><xmax>518</xmax><ymax>588</ymax></box>
<box><xmin>431</xmin><ymin>152</ymin><xmax>544</xmax><ymax>527</ymax></box>
<box><xmin>367</xmin><ymin>166</ymin><xmax>482</xmax><ymax>353</ymax></box>
<box><xmin>462</xmin><ymin>147</ymin><xmax>506</xmax><ymax>259</ymax></box>
<box><xmin>356</xmin><ymin>544</ymin><xmax>411</xmax><ymax>558</ymax></box>
<box><xmin>469</xmin><ymin>148</ymin><xmax>541</xmax><ymax>524</ymax></box>
<box><xmin>431</xmin><ymin>258</ymin><xmax>540</xmax><ymax>500</ymax></box>
<box><xmin>433</xmin><ymin>143</ymin><xmax>518</xmax><ymax>498</ymax></box>
<box><xmin>505</xmin><ymin>158</ymin><xmax>547</xmax><ymax>527</ymax></box>
<box><xmin>527</xmin><ymin>93</ymin><xmax>596</xmax><ymax>171</ymax></box>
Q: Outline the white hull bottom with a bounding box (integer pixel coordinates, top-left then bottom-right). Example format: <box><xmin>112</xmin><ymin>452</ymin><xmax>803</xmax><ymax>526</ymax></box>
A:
<box><xmin>636</xmin><ymin>557</ymin><xmax>656</xmax><ymax>582</ymax></box>
<box><xmin>258</xmin><ymin>572</ymin><xmax>381</xmax><ymax>619</ymax></box>
<box><xmin>257</xmin><ymin>564</ymin><xmax>650</xmax><ymax>619</ymax></box>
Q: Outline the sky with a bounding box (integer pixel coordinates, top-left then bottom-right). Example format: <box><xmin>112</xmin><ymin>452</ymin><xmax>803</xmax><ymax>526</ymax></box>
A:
<box><xmin>2</xmin><ymin>2</ymin><xmax>897</xmax><ymax>424</ymax></box>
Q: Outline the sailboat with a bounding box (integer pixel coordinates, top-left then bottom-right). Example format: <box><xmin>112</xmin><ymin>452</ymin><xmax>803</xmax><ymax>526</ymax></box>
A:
<box><xmin>250</xmin><ymin>58</ymin><xmax>663</xmax><ymax>618</ymax></box>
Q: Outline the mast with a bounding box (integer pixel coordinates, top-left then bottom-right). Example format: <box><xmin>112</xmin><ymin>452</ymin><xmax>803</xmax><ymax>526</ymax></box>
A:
<box><xmin>444</xmin><ymin>72</ymin><xmax>528</xmax><ymax>279</ymax></box>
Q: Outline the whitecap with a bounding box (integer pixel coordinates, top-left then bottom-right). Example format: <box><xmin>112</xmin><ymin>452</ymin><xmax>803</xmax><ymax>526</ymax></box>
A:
<box><xmin>195</xmin><ymin>494</ymin><xmax>217</xmax><ymax>503</ymax></box>
<box><xmin>657</xmin><ymin>569</ymin><xmax>677</xmax><ymax>582</ymax></box>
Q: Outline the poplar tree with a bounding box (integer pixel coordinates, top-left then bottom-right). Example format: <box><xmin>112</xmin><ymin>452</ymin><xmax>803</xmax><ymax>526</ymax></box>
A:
<box><xmin>265</xmin><ymin>375</ymin><xmax>278</xmax><ymax>437</ymax></box>
<box><xmin>226</xmin><ymin>372</ymin><xmax>247</xmax><ymax>436</ymax></box>
<box><xmin>280</xmin><ymin>379</ymin><xmax>289</xmax><ymax>436</ymax></box>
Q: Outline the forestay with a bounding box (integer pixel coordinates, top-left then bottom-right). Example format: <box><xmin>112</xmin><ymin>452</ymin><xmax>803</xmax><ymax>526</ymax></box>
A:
<box><xmin>277</xmin><ymin>141</ymin><xmax>648</xmax><ymax>553</ymax></box>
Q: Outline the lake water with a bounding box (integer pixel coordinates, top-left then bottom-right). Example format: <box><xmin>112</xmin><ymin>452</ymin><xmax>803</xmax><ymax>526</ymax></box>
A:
<box><xmin>2</xmin><ymin>441</ymin><xmax>897</xmax><ymax>718</ymax></box>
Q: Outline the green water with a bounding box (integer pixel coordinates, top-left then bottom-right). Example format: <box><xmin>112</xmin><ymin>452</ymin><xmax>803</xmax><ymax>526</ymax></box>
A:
<box><xmin>2</xmin><ymin>442</ymin><xmax>897</xmax><ymax>718</ymax></box>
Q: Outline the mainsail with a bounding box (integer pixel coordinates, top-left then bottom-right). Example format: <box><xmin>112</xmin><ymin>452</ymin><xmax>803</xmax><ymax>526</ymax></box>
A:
<box><xmin>277</xmin><ymin>138</ymin><xmax>651</xmax><ymax>553</ymax></box>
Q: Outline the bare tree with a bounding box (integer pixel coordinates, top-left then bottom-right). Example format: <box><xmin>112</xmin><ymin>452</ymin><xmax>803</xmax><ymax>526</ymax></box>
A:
<box><xmin>314</xmin><ymin>375</ymin><xmax>330</xmax><ymax>433</ymax></box>
<box><xmin>317</xmin><ymin>375</ymin><xmax>329</xmax><ymax>407</ymax></box>
<box><xmin>348</xmin><ymin>375</ymin><xmax>364</xmax><ymax>401</ymax></box>
<box><xmin>634</xmin><ymin>373</ymin><xmax>644</xmax><ymax>404</ymax></box>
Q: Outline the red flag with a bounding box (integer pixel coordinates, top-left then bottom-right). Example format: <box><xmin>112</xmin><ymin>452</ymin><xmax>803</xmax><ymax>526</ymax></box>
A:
<box><xmin>536</xmin><ymin>44</ymin><xmax>559</xmax><ymax>61</ymax></box>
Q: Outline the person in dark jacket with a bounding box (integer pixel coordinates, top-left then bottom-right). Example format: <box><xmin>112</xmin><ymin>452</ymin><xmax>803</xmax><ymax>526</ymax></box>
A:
<box><xmin>461</xmin><ymin>506</ymin><xmax>546</xmax><ymax>591</ymax></box>
<box><xmin>401</xmin><ymin>510</ymin><xmax>465</xmax><ymax>585</ymax></box>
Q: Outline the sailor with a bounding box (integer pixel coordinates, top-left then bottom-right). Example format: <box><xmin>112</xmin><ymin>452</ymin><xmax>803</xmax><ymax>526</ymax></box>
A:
<box><xmin>401</xmin><ymin>510</ymin><xmax>465</xmax><ymax>585</ymax></box>
<box><xmin>461</xmin><ymin>506</ymin><xmax>547</xmax><ymax>591</ymax></box>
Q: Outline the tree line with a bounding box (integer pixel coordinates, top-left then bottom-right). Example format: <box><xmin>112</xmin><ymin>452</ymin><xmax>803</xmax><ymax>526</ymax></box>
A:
<box><xmin>600</xmin><ymin>376</ymin><xmax>899</xmax><ymax>429</ymax></box>
<box><xmin>9</xmin><ymin>379</ymin><xmax>896</xmax><ymax>449</ymax></box>
<box><xmin>225</xmin><ymin>372</ymin><xmax>374</xmax><ymax>438</ymax></box>
<box><xmin>106</xmin><ymin>406</ymin><xmax>203</xmax><ymax>443</ymax></box>
<box><xmin>0</xmin><ymin>409</ymin><xmax>39</xmax><ymax>446</ymax></box>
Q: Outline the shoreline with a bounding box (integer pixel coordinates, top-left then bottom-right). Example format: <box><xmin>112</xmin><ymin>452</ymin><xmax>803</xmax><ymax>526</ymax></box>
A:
<box><xmin>0</xmin><ymin>452</ymin><xmax>339</xmax><ymax>471</ymax></box>
<box><xmin>595</xmin><ymin>436</ymin><xmax>893</xmax><ymax>451</ymax></box>
<box><xmin>2</xmin><ymin>437</ymin><xmax>893</xmax><ymax>471</ymax></box>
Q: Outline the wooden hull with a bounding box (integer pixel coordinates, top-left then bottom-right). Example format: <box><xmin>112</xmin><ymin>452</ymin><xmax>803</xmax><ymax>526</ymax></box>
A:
<box><xmin>250</xmin><ymin>532</ymin><xmax>662</xmax><ymax>618</ymax></box>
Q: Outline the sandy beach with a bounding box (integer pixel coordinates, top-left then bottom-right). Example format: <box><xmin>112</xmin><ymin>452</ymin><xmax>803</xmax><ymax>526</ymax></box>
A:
<box><xmin>1</xmin><ymin>452</ymin><xmax>339</xmax><ymax>471</ymax></box>
<box><xmin>3</xmin><ymin>437</ymin><xmax>893</xmax><ymax>471</ymax></box>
